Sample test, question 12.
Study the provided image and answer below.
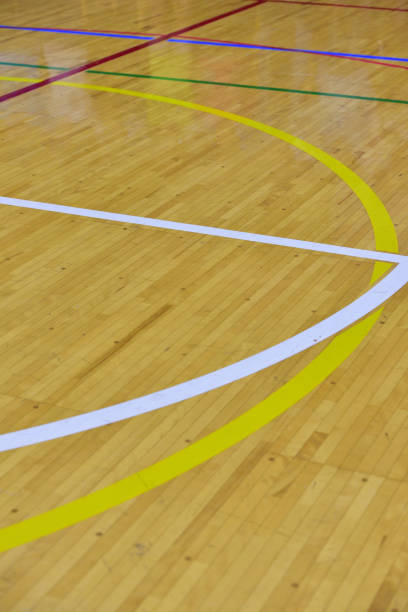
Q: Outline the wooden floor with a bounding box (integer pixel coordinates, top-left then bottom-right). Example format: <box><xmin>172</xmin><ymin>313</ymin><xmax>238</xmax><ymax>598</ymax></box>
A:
<box><xmin>1</xmin><ymin>0</ymin><xmax>408</xmax><ymax>610</ymax></box>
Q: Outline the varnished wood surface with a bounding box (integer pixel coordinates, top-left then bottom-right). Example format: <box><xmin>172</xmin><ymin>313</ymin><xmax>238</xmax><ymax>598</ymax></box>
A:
<box><xmin>0</xmin><ymin>0</ymin><xmax>408</xmax><ymax>610</ymax></box>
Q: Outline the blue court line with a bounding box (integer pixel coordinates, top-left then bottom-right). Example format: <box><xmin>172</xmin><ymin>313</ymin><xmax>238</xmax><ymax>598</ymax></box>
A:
<box><xmin>0</xmin><ymin>24</ymin><xmax>154</xmax><ymax>41</ymax></box>
<box><xmin>171</xmin><ymin>38</ymin><xmax>408</xmax><ymax>63</ymax></box>
<box><xmin>1</xmin><ymin>23</ymin><xmax>407</xmax><ymax>64</ymax></box>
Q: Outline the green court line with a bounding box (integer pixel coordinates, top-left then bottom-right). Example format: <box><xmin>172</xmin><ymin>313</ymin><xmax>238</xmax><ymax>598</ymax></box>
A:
<box><xmin>1</xmin><ymin>60</ymin><xmax>407</xmax><ymax>105</ymax></box>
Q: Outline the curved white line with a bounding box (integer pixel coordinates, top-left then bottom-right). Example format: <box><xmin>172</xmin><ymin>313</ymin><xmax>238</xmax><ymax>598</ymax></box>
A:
<box><xmin>0</xmin><ymin>196</ymin><xmax>407</xmax><ymax>452</ymax></box>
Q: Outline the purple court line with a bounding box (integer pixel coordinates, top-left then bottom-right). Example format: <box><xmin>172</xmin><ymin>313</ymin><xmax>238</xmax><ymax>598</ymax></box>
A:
<box><xmin>0</xmin><ymin>0</ymin><xmax>267</xmax><ymax>104</ymax></box>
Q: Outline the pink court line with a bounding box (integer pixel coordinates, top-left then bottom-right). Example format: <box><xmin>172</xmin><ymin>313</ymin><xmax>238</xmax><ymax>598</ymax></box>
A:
<box><xmin>0</xmin><ymin>0</ymin><xmax>267</xmax><ymax>104</ymax></box>
<box><xmin>266</xmin><ymin>0</ymin><xmax>408</xmax><ymax>12</ymax></box>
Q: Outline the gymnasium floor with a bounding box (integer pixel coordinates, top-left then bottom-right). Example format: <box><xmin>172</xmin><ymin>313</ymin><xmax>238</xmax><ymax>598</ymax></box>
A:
<box><xmin>0</xmin><ymin>1</ymin><xmax>408</xmax><ymax>610</ymax></box>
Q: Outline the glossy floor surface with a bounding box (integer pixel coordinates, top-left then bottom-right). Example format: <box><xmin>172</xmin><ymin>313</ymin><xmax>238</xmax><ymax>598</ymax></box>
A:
<box><xmin>1</xmin><ymin>1</ymin><xmax>408</xmax><ymax>610</ymax></box>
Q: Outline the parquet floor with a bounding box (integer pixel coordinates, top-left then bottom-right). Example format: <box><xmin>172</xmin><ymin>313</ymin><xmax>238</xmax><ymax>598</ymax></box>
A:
<box><xmin>0</xmin><ymin>1</ymin><xmax>408</xmax><ymax>610</ymax></box>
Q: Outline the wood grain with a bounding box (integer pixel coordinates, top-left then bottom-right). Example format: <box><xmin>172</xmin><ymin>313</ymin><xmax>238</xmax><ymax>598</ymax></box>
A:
<box><xmin>0</xmin><ymin>0</ymin><xmax>407</xmax><ymax>610</ymax></box>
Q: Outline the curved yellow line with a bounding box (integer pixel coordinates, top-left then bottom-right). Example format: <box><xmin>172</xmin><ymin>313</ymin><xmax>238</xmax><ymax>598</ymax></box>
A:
<box><xmin>0</xmin><ymin>76</ymin><xmax>398</xmax><ymax>552</ymax></box>
<box><xmin>0</xmin><ymin>76</ymin><xmax>397</xmax><ymax>281</ymax></box>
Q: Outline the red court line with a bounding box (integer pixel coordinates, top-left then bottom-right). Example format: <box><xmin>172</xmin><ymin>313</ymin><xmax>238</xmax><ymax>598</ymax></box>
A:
<box><xmin>97</xmin><ymin>29</ymin><xmax>162</xmax><ymax>36</ymax></box>
<box><xmin>266</xmin><ymin>0</ymin><xmax>408</xmax><ymax>12</ymax></box>
<box><xmin>0</xmin><ymin>0</ymin><xmax>266</xmax><ymax>104</ymax></box>
<box><xmin>85</xmin><ymin>28</ymin><xmax>252</xmax><ymax>46</ymax></box>
<box><xmin>95</xmin><ymin>29</ymin><xmax>255</xmax><ymax>46</ymax></box>
<box><xmin>346</xmin><ymin>55</ymin><xmax>408</xmax><ymax>70</ymax></box>
<box><xmin>5</xmin><ymin>22</ymin><xmax>407</xmax><ymax>74</ymax></box>
<box><xmin>96</xmin><ymin>29</ymin><xmax>408</xmax><ymax>72</ymax></box>
<box><xmin>61</xmin><ymin>28</ymin><xmax>408</xmax><ymax>72</ymax></box>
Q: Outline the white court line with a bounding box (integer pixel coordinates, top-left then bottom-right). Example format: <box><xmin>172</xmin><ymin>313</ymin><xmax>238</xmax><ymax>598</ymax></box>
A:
<box><xmin>0</xmin><ymin>195</ymin><xmax>406</xmax><ymax>263</ymax></box>
<box><xmin>0</xmin><ymin>196</ymin><xmax>407</xmax><ymax>452</ymax></box>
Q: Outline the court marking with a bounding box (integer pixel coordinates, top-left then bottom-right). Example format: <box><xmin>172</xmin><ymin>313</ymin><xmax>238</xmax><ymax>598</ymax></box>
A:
<box><xmin>2</xmin><ymin>61</ymin><xmax>408</xmax><ymax>104</ymax></box>
<box><xmin>0</xmin><ymin>79</ymin><xmax>404</xmax><ymax>551</ymax></box>
<box><xmin>0</xmin><ymin>75</ymin><xmax>404</xmax><ymax>452</ymax></box>
<box><xmin>0</xmin><ymin>24</ymin><xmax>154</xmax><ymax>40</ymax></box>
<box><xmin>0</xmin><ymin>196</ymin><xmax>403</xmax><ymax>264</ymax></box>
<box><xmin>0</xmin><ymin>311</ymin><xmax>391</xmax><ymax>552</ymax></box>
<box><xmin>347</xmin><ymin>56</ymin><xmax>408</xmax><ymax>72</ymax></box>
<box><xmin>2</xmin><ymin>23</ymin><xmax>408</xmax><ymax>64</ymax></box>
<box><xmin>169</xmin><ymin>39</ymin><xmax>408</xmax><ymax>63</ymax></box>
<box><xmin>0</xmin><ymin>195</ymin><xmax>406</xmax><ymax>453</ymax></box>
<box><xmin>266</xmin><ymin>0</ymin><xmax>408</xmax><ymax>12</ymax></box>
<box><xmin>0</xmin><ymin>0</ymin><xmax>267</xmax><ymax>103</ymax></box>
<box><xmin>0</xmin><ymin>76</ymin><xmax>402</xmax><ymax>266</ymax></box>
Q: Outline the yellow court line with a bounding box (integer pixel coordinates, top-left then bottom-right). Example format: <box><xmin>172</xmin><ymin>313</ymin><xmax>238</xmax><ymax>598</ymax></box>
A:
<box><xmin>0</xmin><ymin>76</ymin><xmax>399</xmax><ymax>552</ymax></box>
